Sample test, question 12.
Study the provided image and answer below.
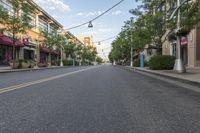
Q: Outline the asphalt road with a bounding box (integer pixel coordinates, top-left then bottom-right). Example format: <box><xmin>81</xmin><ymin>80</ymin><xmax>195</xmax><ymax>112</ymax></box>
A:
<box><xmin>0</xmin><ymin>65</ymin><xmax>200</xmax><ymax>133</ymax></box>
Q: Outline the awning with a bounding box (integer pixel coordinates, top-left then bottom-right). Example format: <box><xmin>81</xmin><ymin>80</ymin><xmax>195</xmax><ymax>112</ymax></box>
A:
<box><xmin>40</xmin><ymin>47</ymin><xmax>50</xmax><ymax>53</ymax></box>
<box><xmin>0</xmin><ymin>34</ymin><xmax>24</xmax><ymax>47</ymax></box>
<box><xmin>51</xmin><ymin>50</ymin><xmax>59</xmax><ymax>55</ymax></box>
<box><xmin>15</xmin><ymin>40</ymin><xmax>24</xmax><ymax>47</ymax></box>
<box><xmin>0</xmin><ymin>34</ymin><xmax>13</xmax><ymax>45</ymax></box>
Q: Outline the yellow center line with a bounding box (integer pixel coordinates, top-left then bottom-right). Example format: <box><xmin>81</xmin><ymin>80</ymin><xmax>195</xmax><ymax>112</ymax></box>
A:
<box><xmin>0</xmin><ymin>66</ymin><xmax>97</xmax><ymax>94</ymax></box>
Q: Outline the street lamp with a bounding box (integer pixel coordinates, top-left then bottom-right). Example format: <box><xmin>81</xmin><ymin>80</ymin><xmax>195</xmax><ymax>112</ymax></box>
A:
<box><xmin>60</xmin><ymin>45</ymin><xmax>64</xmax><ymax>67</ymax></box>
<box><xmin>125</xmin><ymin>30</ymin><xmax>133</xmax><ymax>67</ymax></box>
<box><xmin>88</xmin><ymin>21</ymin><xmax>93</xmax><ymax>28</ymax></box>
<box><xmin>168</xmin><ymin>0</ymin><xmax>190</xmax><ymax>73</ymax></box>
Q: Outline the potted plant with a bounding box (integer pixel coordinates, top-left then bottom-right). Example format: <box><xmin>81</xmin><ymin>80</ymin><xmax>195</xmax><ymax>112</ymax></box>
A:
<box><xmin>38</xmin><ymin>62</ymin><xmax>48</xmax><ymax>67</ymax></box>
<box><xmin>21</xmin><ymin>60</ymin><xmax>31</xmax><ymax>68</ymax></box>
<box><xmin>9</xmin><ymin>60</ymin><xmax>19</xmax><ymax>69</ymax></box>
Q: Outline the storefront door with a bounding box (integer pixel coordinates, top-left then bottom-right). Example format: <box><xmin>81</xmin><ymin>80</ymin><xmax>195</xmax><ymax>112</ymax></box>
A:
<box><xmin>0</xmin><ymin>45</ymin><xmax>13</xmax><ymax>66</ymax></box>
<box><xmin>181</xmin><ymin>46</ymin><xmax>188</xmax><ymax>65</ymax></box>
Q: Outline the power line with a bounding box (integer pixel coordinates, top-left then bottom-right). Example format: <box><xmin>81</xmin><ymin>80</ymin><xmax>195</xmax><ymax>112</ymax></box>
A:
<box><xmin>93</xmin><ymin>36</ymin><xmax>116</xmax><ymax>44</ymax></box>
<box><xmin>66</xmin><ymin>0</ymin><xmax>125</xmax><ymax>30</ymax></box>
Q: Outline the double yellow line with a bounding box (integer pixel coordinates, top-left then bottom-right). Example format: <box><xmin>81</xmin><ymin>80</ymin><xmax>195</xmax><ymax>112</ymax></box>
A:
<box><xmin>0</xmin><ymin>67</ymin><xmax>95</xmax><ymax>94</ymax></box>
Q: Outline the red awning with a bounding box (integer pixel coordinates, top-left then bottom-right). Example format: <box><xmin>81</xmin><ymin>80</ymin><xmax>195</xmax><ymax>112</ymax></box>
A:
<box><xmin>40</xmin><ymin>47</ymin><xmax>50</xmax><ymax>53</ymax></box>
<box><xmin>51</xmin><ymin>50</ymin><xmax>59</xmax><ymax>55</ymax></box>
<box><xmin>0</xmin><ymin>34</ymin><xmax>24</xmax><ymax>47</ymax></box>
<box><xmin>0</xmin><ymin>34</ymin><xmax>13</xmax><ymax>46</ymax></box>
<box><xmin>15</xmin><ymin>40</ymin><xmax>24</xmax><ymax>47</ymax></box>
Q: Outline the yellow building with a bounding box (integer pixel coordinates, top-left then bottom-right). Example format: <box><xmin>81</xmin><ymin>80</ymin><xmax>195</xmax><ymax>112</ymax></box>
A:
<box><xmin>76</xmin><ymin>35</ymin><xmax>96</xmax><ymax>48</ymax></box>
<box><xmin>0</xmin><ymin>0</ymin><xmax>63</xmax><ymax>66</ymax></box>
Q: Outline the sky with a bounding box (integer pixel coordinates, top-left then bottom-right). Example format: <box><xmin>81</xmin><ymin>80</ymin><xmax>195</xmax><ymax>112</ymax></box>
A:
<box><xmin>33</xmin><ymin>0</ymin><xmax>140</xmax><ymax>59</ymax></box>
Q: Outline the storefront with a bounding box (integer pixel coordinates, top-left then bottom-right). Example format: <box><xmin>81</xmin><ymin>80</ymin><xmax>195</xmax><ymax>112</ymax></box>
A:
<box><xmin>40</xmin><ymin>47</ymin><xmax>50</xmax><ymax>63</ymax></box>
<box><xmin>181</xmin><ymin>36</ymin><xmax>188</xmax><ymax>65</ymax></box>
<box><xmin>51</xmin><ymin>51</ymin><xmax>59</xmax><ymax>66</ymax></box>
<box><xmin>23</xmin><ymin>38</ymin><xmax>36</xmax><ymax>61</ymax></box>
<box><xmin>0</xmin><ymin>34</ymin><xmax>23</xmax><ymax>66</ymax></box>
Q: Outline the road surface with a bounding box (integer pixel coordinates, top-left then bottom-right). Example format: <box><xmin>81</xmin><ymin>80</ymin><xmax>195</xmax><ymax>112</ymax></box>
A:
<box><xmin>0</xmin><ymin>65</ymin><xmax>199</xmax><ymax>133</ymax></box>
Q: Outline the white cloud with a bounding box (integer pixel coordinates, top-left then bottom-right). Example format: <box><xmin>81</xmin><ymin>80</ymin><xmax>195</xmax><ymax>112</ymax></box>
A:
<box><xmin>76</xmin><ymin>12</ymin><xmax>84</xmax><ymax>16</ymax></box>
<box><xmin>112</xmin><ymin>10</ymin><xmax>122</xmax><ymax>16</ymax></box>
<box><xmin>75</xmin><ymin>11</ymin><xmax>104</xmax><ymax>18</ymax></box>
<box><xmin>34</xmin><ymin>0</ymin><xmax>70</xmax><ymax>13</ymax></box>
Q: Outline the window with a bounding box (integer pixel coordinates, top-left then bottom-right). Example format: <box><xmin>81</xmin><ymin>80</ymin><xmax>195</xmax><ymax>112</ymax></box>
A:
<box><xmin>0</xmin><ymin>0</ymin><xmax>14</xmax><ymax>16</ymax></box>
<box><xmin>29</xmin><ymin>15</ymin><xmax>36</xmax><ymax>28</ymax></box>
<box><xmin>38</xmin><ymin>17</ymin><xmax>48</xmax><ymax>31</ymax></box>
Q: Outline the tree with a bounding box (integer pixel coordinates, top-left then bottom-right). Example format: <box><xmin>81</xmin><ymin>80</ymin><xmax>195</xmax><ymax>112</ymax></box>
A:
<box><xmin>40</xmin><ymin>29</ymin><xmax>67</xmax><ymax>66</ymax></box>
<box><xmin>0</xmin><ymin>0</ymin><xmax>36</xmax><ymax>63</ymax></box>
<box><xmin>81</xmin><ymin>45</ymin><xmax>97</xmax><ymax>64</ymax></box>
<box><xmin>63</xmin><ymin>42</ymin><xmax>77</xmax><ymax>59</ymax></box>
<box><xmin>96</xmin><ymin>56</ymin><xmax>103</xmax><ymax>64</ymax></box>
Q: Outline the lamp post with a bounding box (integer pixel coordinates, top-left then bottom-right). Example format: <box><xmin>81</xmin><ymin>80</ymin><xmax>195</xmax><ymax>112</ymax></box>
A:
<box><xmin>168</xmin><ymin>0</ymin><xmax>190</xmax><ymax>73</ymax></box>
<box><xmin>60</xmin><ymin>45</ymin><xmax>63</xmax><ymax>66</ymax></box>
<box><xmin>173</xmin><ymin>0</ymin><xmax>185</xmax><ymax>73</ymax></box>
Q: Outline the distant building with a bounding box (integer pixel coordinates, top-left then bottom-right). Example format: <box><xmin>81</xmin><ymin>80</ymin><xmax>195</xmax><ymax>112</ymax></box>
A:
<box><xmin>76</xmin><ymin>35</ymin><xmax>95</xmax><ymax>48</ymax></box>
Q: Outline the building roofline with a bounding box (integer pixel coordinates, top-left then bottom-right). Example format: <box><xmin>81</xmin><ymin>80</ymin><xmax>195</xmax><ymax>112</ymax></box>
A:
<box><xmin>30</xmin><ymin>0</ymin><xmax>63</xmax><ymax>28</ymax></box>
<box><xmin>65</xmin><ymin>31</ymin><xmax>84</xmax><ymax>45</ymax></box>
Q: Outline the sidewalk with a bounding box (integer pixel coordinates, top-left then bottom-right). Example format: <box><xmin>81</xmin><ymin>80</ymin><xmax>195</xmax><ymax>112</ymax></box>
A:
<box><xmin>127</xmin><ymin>66</ymin><xmax>200</xmax><ymax>84</ymax></box>
<box><xmin>0</xmin><ymin>66</ymin><xmax>68</xmax><ymax>73</ymax></box>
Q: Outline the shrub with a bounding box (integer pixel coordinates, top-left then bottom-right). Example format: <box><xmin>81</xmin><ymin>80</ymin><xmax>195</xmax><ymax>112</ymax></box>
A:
<box><xmin>62</xmin><ymin>59</ymin><xmax>79</xmax><ymax>66</ymax></box>
<box><xmin>149</xmin><ymin>55</ymin><xmax>175</xmax><ymax>70</ymax></box>
<box><xmin>133</xmin><ymin>59</ymin><xmax>148</xmax><ymax>67</ymax></box>
<box><xmin>133</xmin><ymin>59</ymin><xmax>140</xmax><ymax>67</ymax></box>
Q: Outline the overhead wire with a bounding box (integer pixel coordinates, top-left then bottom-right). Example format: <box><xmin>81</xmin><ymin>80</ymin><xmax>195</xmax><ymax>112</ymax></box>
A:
<box><xmin>93</xmin><ymin>36</ymin><xmax>116</xmax><ymax>44</ymax></box>
<box><xmin>65</xmin><ymin>0</ymin><xmax>125</xmax><ymax>30</ymax></box>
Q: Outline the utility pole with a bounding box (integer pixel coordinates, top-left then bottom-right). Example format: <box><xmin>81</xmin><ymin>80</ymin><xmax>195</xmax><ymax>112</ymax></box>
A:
<box><xmin>130</xmin><ymin>30</ymin><xmax>133</xmax><ymax>67</ymax></box>
<box><xmin>60</xmin><ymin>46</ymin><xmax>63</xmax><ymax>66</ymax></box>
<box><xmin>173</xmin><ymin>0</ymin><xmax>186</xmax><ymax>73</ymax></box>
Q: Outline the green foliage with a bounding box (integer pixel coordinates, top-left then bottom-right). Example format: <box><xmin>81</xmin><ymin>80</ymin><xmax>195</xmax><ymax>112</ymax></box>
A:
<box><xmin>96</xmin><ymin>56</ymin><xmax>103</xmax><ymax>64</ymax></box>
<box><xmin>133</xmin><ymin>59</ymin><xmax>148</xmax><ymax>67</ymax></box>
<box><xmin>40</xmin><ymin>30</ymin><xmax>67</xmax><ymax>66</ymax></box>
<box><xmin>149</xmin><ymin>55</ymin><xmax>175</xmax><ymax>70</ymax></box>
<box><xmin>0</xmin><ymin>0</ymin><xmax>36</xmax><ymax>37</ymax></box>
<box><xmin>62</xmin><ymin>59</ymin><xmax>79</xmax><ymax>66</ymax></box>
<box><xmin>109</xmin><ymin>0</ymin><xmax>200</xmax><ymax>64</ymax></box>
<box><xmin>133</xmin><ymin>59</ymin><xmax>140</xmax><ymax>67</ymax></box>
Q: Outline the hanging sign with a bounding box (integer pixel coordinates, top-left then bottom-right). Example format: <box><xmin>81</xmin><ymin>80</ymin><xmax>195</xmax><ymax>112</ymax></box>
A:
<box><xmin>181</xmin><ymin>36</ymin><xmax>188</xmax><ymax>46</ymax></box>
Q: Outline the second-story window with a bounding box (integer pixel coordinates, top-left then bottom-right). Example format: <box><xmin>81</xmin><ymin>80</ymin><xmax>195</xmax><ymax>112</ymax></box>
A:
<box><xmin>0</xmin><ymin>0</ymin><xmax>14</xmax><ymax>16</ymax></box>
<box><xmin>29</xmin><ymin>14</ymin><xmax>36</xmax><ymax>28</ymax></box>
<box><xmin>49</xmin><ymin>24</ymin><xmax>58</xmax><ymax>33</ymax></box>
<box><xmin>38</xmin><ymin>17</ymin><xmax>48</xmax><ymax>31</ymax></box>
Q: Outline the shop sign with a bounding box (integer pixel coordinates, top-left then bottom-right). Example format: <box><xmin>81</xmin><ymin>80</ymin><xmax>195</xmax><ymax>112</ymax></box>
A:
<box><xmin>181</xmin><ymin>36</ymin><xmax>188</xmax><ymax>46</ymax></box>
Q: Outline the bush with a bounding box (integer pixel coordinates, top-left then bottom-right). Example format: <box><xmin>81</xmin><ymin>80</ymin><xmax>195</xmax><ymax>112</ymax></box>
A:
<box><xmin>63</xmin><ymin>59</ymin><xmax>79</xmax><ymax>66</ymax></box>
<box><xmin>133</xmin><ymin>59</ymin><xmax>140</xmax><ymax>67</ymax></box>
<box><xmin>149</xmin><ymin>55</ymin><xmax>175</xmax><ymax>70</ymax></box>
<box><xmin>133</xmin><ymin>59</ymin><xmax>148</xmax><ymax>67</ymax></box>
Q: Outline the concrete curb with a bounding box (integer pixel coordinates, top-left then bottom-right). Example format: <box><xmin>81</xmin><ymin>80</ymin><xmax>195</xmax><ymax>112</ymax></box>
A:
<box><xmin>121</xmin><ymin>66</ymin><xmax>200</xmax><ymax>87</ymax></box>
<box><xmin>0</xmin><ymin>66</ymin><xmax>75</xmax><ymax>73</ymax></box>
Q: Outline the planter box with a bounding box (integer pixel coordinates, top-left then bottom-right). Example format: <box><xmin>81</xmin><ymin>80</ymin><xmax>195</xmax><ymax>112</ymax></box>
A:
<box><xmin>9</xmin><ymin>61</ymin><xmax>19</xmax><ymax>69</ymax></box>
<box><xmin>38</xmin><ymin>63</ymin><xmax>48</xmax><ymax>67</ymax></box>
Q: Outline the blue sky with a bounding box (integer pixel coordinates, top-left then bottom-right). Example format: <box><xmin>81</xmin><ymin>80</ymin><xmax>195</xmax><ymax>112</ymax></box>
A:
<box><xmin>33</xmin><ymin>0</ymin><xmax>139</xmax><ymax>59</ymax></box>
